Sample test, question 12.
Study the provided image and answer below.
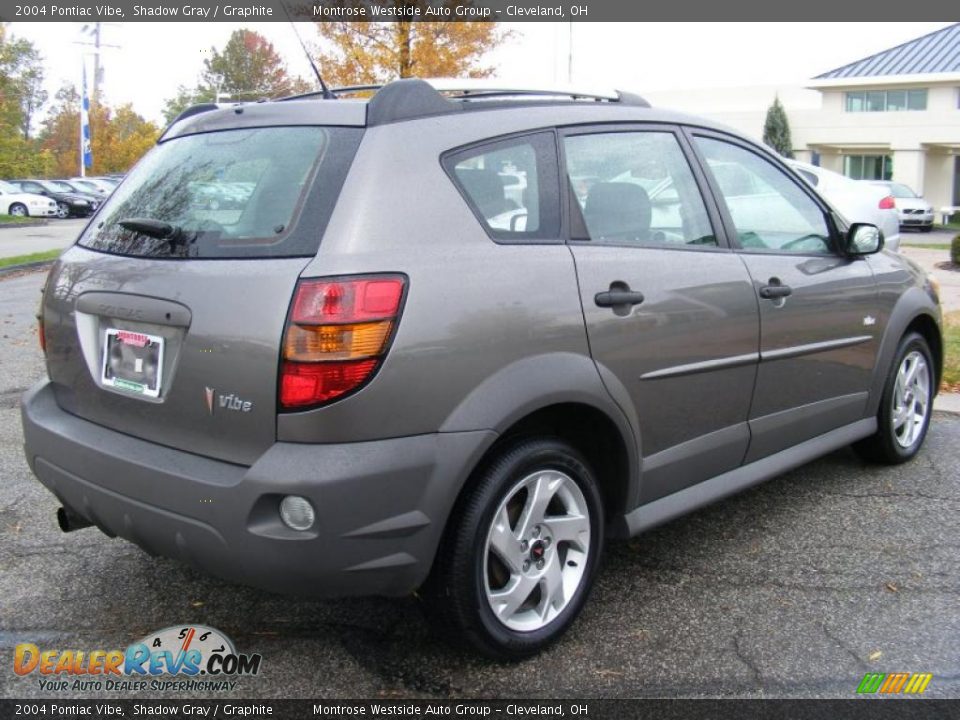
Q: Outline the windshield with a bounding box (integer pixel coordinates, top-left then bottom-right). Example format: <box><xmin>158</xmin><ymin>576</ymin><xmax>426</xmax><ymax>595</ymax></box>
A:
<box><xmin>78</xmin><ymin>126</ymin><xmax>362</xmax><ymax>260</ymax></box>
<box><xmin>0</xmin><ymin>181</ymin><xmax>18</xmax><ymax>193</ymax></box>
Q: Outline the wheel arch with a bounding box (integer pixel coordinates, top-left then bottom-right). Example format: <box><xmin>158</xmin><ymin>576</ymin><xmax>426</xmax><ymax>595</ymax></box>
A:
<box><xmin>867</xmin><ymin>288</ymin><xmax>943</xmax><ymax>417</ymax></box>
<box><xmin>438</xmin><ymin>353</ymin><xmax>641</xmax><ymax>538</ymax></box>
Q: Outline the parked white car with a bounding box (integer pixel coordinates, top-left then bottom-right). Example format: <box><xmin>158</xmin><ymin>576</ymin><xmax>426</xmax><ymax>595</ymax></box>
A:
<box><xmin>786</xmin><ymin>160</ymin><xmax>901</xmax><ymax>251</ymax></box>
<box><xmin>0</xmin><ymin>180</ymin><xmax>58</xmax><ymax>218</ymax></box>
<box><xmin>864</xmin><ymin>181</ymin><xmax>935</xmax><ymax>232</ymax></box>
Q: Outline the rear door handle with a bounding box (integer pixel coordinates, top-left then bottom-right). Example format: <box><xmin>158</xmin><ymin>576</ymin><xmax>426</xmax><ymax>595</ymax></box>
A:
<box><xmin>758</xmin><ymin>280</ymin><xmax>792</xmax><ymax>300</ymax></box>
<box><xmin>595</xmin><ymin>289</ymin><xmax>645</xmax><ymax>309</ymax></box>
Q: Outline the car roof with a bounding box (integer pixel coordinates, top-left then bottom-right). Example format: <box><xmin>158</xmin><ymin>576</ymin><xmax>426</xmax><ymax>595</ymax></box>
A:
<box><xmin>162</xmin><ymin>77</ymin><xmax>748</xmax><ymax>145</ymax></box>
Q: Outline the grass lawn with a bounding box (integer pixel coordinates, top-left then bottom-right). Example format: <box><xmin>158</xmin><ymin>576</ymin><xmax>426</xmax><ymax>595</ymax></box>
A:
<box><xmin>0</xmin><ymin>249</ymin><xmax>61</xmax><ymax>269</ymax></box>
<box><xmin>901</xmin><ymin>243</ymin><xmax>951</xmax><ymax>250</ymax></box>
<box><xmin>943</xmin><ymin>310</ymin><xmax>960</xmax><ymax>392</ymax></box>
<box><xmin>0</xmin><ymin>215</ymin><xmax>42</xmax><ymax>226</ymax></box>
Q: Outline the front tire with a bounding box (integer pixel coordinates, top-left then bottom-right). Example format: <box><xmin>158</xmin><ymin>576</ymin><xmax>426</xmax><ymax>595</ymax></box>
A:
<box><xmin>9</xmin><ymin>203</ymin><xmax>28</xmax><ymax>217</ymax></box>
<box><xmin>855</xmin><ymin>332</ymin><xmax>934</xmax><ymax>464</ymax></box>
<box><xmin>424</xmin><ymin>438</ymin><xmax>604</xmax><ymax>659</ymax></box>
<box><xmin>56</xmin><ymin>202</ymin><xmax>70</xmax><ymax>219</ymax></box>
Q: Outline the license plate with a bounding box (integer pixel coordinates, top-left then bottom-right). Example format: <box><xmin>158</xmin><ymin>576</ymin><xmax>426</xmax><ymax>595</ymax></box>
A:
<box><xmin>101</xmin><ymin>329</ymin><xmax>165</xmax><ymax>398</ymax></box>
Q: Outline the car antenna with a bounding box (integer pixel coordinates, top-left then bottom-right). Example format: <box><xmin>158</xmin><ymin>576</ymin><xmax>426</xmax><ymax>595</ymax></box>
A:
<box><xmin>280</xmin><ymin>2</ymin><xmax>335</xmax><ymax>100</ymax></box>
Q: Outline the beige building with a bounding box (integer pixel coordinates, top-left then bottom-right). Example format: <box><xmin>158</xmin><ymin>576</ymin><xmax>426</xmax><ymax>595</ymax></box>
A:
<box><xmin>648</xmin><ymin>23</ymin><xmax>960</xmax><ymax>214</ymax></box>
<box><xmin>799</xmin><ymin>23</ymin><xmax>960</xmax><ymax>213</ymax></box>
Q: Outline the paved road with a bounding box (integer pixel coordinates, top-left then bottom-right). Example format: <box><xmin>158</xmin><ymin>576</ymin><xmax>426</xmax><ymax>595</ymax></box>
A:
<box><xmin>1</xmin><ymin>269</ymin><xmax>958</xmax><ymax>700</ymax></box>
<box><xmin>0</xmin><ymin>219</ymin><xmax>86</xmax><ymax>259</ymax></box>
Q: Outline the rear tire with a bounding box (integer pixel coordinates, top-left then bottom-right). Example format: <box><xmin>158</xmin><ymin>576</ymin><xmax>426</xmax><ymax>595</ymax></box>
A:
<box><xmin>854</xmin><ymin>332</ymin><xmax>934</xmax><ymax>464</ymax></box>
<box><xmin>423</xmin><ymin>437</ymin><xmax>604</xmax><ymax>660</ymax></box>
<box><xmin>56</xmin><ymin>202</ymin><xmax>70</xmax><ymax>219</ymax></box>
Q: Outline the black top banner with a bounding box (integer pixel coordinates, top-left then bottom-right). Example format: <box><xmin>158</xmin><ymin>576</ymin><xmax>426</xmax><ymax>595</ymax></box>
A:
<box><xmin>1</xmin><ymin>0</ymin><xmax>958</xmax><ymax>22</ymax></box>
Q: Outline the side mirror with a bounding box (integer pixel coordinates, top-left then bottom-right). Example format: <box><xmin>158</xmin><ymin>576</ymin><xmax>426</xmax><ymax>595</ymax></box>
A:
<box><xmin>845</xmin><ymin>223</ymin><xmax>883</xmax><ymax>256</ymax></box>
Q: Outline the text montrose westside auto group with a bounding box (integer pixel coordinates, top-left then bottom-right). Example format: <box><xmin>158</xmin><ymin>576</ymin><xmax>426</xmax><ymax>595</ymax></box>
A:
<box><xmin>313</xmin><ymin>4</ymin><xmax>570</xmax><ymax>17</ymax></box>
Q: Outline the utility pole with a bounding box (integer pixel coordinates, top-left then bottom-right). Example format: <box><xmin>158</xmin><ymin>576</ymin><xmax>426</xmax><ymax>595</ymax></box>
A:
<box><xmin>75</xmin><ymin>23</ymin><xmax>120</xmax><ymax>103</ymax></box>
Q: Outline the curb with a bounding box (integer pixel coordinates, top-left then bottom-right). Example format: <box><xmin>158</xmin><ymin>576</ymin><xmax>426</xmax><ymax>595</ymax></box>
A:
<box><xmin>934</xmin><ymin>392</ymin><xmax>960</xmax><ymax>415</ymax></box>
<box><xmin>0</xmin><ymin>260</ymin><xmax>55</xmax><ymax>279</ymax></box>
<box><xmin>0</xmin><ymin>219</ymin><xmax>50</xmax><ymax>230</ymax></box>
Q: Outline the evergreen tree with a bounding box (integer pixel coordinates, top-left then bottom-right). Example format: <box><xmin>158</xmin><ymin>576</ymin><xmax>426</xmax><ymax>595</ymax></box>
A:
<box><xmin>762</xmin><ymin>96</ymin><xmax>794</xmax><ymax>159</ymax></box>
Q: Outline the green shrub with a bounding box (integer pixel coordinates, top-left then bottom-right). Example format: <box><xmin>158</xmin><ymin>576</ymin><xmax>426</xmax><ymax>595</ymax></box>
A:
<box><xmin>952</xmin><ymin>235</ymin><xmax>960</xmax><ymax>265</ymax></box>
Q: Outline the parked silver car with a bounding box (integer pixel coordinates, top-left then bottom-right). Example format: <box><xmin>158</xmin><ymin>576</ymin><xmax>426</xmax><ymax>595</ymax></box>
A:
<box><xmin>866</xmin><ymin>181</ymin><xmax>935</xmax><ymax>232</ymax></box>
<box><xmin>21</xmin><ymin>79</ymin><xmax>943</xmax><ymax>658</ymax></box>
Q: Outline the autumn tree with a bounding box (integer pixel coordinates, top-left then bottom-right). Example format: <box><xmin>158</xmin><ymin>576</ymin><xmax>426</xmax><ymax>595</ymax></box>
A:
<box><xmin>39</xmin><ymin>85</ymin><xmax>160</xmax><ymax>176</ymax></box>
<box><xmin>0</xmin><ymin>24</ymin><xmax>49</xmax><ymax>176</ymax></box>
<box><xmin>313</xmin><ymin>16</ymin><xmax>511</xmax><ymax>87</ymax></box>
<box><xmin>0</xmin><ymin>23</ymin><xmax>47</xmax><ymax>139</ymax></box>
<box><xmin>162</xmin><ymin>29</ymin><xmax>310</xmax><ymax>123</ymax></box>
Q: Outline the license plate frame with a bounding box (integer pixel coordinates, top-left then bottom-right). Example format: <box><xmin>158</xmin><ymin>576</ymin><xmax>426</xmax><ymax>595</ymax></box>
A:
<box><xmin>100</xmin><ymin>328</ymin><xmax>165</xmax><ymax>398</ymax></box>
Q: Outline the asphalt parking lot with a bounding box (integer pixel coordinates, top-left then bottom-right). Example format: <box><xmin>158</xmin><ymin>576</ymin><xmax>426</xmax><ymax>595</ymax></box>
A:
<box><xmin>0</xmin><ymin>219</ymin><xmax>87</xmax><ymax>259</ymax></box>
<box><xmin>1</xmin><ymin>268</ymin><xmax>958</xmax><ymax>700</ymax></box>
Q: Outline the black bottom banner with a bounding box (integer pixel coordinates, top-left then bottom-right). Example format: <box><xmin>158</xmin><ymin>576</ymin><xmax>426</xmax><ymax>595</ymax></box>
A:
<box><xmin>1</xmin><ymin>699</ymin><xmax>958</xmax><ymax>720</ymax></box>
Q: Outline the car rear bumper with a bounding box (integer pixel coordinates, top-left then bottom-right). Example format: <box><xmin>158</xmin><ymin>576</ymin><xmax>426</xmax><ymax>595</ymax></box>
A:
<box><xmin>21</xmin><ymin>380</ymin><xmax>495</xmax><ymax>597</ymax></box>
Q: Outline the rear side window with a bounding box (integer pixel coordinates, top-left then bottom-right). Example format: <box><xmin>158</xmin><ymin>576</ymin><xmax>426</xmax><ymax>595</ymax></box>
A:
<box><xmin>443</xmin><ymin>132</ymin><xmax>560</xmax><ymax>242</ymax></box>
<box><xmin>563</xmin><ymin>131</ymin><xmax>717</xmax><ymax>247</ymax></box>
<box><xmin>79</xmin><ymin>126</ymin><xmax>362</xmax><ymax>259</ymax></box>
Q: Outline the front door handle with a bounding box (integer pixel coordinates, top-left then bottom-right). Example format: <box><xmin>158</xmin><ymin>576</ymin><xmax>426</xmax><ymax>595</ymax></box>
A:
<box><xmin>595</xmin><ymin>288</ymin><xmax>645</xmax><ymax>309</ymax></box>
<box><xmin>758</xmin><ymin>279</ymin><xmax>792</xmax><ymax>300</ymax></box>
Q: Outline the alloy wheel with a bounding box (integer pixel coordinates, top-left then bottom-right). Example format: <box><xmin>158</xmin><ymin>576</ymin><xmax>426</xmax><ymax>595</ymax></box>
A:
<box><xmin>483</xmin><ymin>469</ymin><xmax>591</xmax><ymax>632</ymax></box>
<box><xmin>891</xmin><ymin>350</ymin><xmax>930</xmax><ymax>449</ymax></box>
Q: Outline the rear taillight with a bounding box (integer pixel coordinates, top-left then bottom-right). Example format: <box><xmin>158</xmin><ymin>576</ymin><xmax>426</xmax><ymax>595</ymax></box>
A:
<box><xmin>279</xmin><ymin>275</ymin><xmax>406</xmax><ymax>409</ymax></box>
<box><xmin>879</xmin><ymin>196</ymin><xmax>895</xmax><ymax>210</ymax></box>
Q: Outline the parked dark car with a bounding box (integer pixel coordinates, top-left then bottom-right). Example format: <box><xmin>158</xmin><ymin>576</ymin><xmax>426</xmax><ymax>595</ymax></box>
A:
<box><xmin>9</xmin><ymin>179</ymin><xmax>98</xmax><ymax>218</ymax></box>
<box><xmin>52</xmin><ymin>178</ymin><xmax>110</xmax><ymax>202</ymax></box>
<box><xmin>21</xmin><ymin>79</ymin><xmax>943</xmax><ymax>659</ymax></box>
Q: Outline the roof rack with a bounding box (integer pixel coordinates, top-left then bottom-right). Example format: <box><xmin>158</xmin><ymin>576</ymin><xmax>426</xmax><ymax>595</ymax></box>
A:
<box><xmin>279</xmin><ymin>78</ymin><xmax>650</xmax><ymax>125</ymax></box>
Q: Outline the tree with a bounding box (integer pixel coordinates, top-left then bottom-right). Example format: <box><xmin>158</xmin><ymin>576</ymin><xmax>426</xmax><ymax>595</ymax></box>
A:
<box><xmin>762</xmin><ymin>96</ymin><xmax>794</xmax><ymax>159</ymax></box>
<box><xmin>39</xmin><ymin>85</ymin><xmax>160</xmax><ymax>176</ymax></box>
<box><xmin>0</xmin><ymin>23</ymin><xmax>47</xmax><ymax>139</ymax></box>
<box><xmin>162</xmin><ymin>29</ymin><xmax>310</xmax><ymax>123</ymax></box>
<box><xmin>161</xmin><ymin>84</ymin><xmax>216</xmax><ymax>125</ymax></box>
<box><xmin>313</xmin><ymin>17</ymin><xmax>512</xmax><ymax>86</ymax></box>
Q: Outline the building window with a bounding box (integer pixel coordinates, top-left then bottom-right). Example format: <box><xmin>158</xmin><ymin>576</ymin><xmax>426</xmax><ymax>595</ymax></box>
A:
<box><xmin>953</xmin><ymin>156</ymin><xmax>960</xmax><ymax>207</ymax></box>
<box><xmin>843</xmin><ymin>154</ymin><xmax>893</xmax><ymax>181</ymax></box>
<box><xmin>845</xmin><ymin>89</ymin><xmax>927</xmax><ymax>112</ymax></box>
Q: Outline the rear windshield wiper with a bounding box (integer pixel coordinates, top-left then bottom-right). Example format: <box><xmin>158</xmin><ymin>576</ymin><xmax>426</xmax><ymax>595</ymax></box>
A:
<box><xmin>118</xmin><ymin>217</ymin><xmax>183</xmax><ymax>242</ymax></box>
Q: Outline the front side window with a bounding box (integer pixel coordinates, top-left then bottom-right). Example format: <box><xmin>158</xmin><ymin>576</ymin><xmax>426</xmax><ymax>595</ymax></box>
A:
<box><xmin>563</xmin><ymin>131</ymin><xmax>716</xmax><ymax>247</ymax></box>
<box><xmin>444</xmin><ymin>132</ymin><xmax>559</xmax><ymax>241</ymax></box>
<box><xmin>695</xmin><ymin>137</ymin><xmax>832</xmax><ymax>255</ymax></box>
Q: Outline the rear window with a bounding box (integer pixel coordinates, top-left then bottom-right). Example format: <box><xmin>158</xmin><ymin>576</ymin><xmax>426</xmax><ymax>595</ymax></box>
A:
<box><xmin>78</xmin><ymin>126</ymin><xmax>362</xmax><ymax>259</ymax></box>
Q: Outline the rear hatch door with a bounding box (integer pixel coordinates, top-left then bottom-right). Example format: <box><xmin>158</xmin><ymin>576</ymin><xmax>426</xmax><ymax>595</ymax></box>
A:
<box><xmin>42</xmin><ymin>123</ymin><xmax>363</xmax><ymax>465</ymax></box>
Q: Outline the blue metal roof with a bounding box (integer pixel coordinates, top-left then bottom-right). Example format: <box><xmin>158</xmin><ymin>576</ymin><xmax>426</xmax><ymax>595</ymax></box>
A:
<box><xmin>816</xmin><ymin>23</ymin><xmax>960</xmax><ymax>79</ymax></box>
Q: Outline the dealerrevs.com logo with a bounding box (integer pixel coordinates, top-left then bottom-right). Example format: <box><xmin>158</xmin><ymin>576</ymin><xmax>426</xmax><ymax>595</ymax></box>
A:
<box><xmin>13</xmin><ymin>625</ymin><xmax>262</xmax><ymax>693</ymax></box>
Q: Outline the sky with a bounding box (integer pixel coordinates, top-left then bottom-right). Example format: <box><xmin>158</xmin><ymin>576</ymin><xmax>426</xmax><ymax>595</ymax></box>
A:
<box><xmin>7</xmin><ymin>21</ymin><xmax>955</xmax><ymax>125</ymax></box>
